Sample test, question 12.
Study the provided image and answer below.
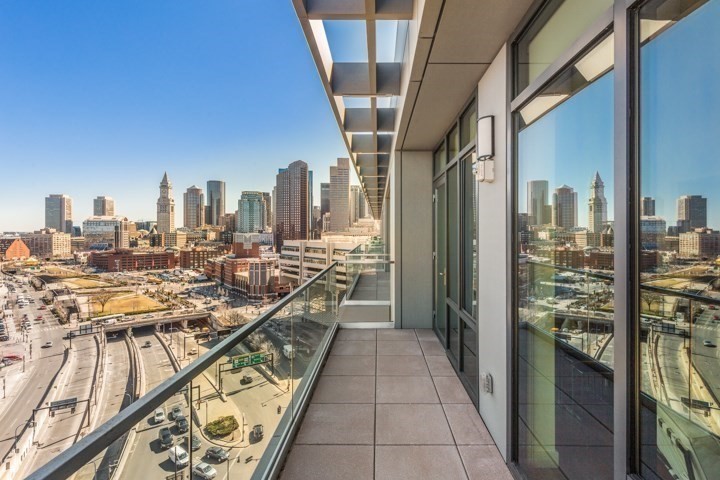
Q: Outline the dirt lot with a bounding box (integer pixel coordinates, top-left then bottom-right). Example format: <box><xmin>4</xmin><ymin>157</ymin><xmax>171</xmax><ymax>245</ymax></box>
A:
<box><xmin>63</xmin><ymin>277</ymin><xmax>114</xmax><ymax>289</ymax></box>
<box><xmin>90</xmin><ymin>293</ymin><xmax>166</xmax><ymax>316</ymax></box>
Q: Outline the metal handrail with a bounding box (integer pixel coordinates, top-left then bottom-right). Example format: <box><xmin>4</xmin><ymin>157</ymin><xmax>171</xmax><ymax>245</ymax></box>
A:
<box><xmin>26</xmin><ymin>262</ymin><xmax>340</xmax><ymax>480</ymax></box>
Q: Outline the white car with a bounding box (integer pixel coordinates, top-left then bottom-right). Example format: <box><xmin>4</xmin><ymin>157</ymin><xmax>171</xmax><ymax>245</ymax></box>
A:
<box><xmin>192</xmin><ymin>462</ymin><xmax>217</xmax><ymax>480</ymax></box>
<box><xmin>154</xmin><ymin>408</ymin><xmax>165</xmax><ymax>424</ymax></box>
<box><xmin>168</xmin><ymin>446</ymin><xmax>189</xmax><ymax>468</ymax></box>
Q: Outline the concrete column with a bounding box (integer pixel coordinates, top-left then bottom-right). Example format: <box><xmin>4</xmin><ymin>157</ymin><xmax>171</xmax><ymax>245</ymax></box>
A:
<box><xmin>390</xmin><ymin>150</ymin><xmax>434</xmax><ymax>329</ymax></box>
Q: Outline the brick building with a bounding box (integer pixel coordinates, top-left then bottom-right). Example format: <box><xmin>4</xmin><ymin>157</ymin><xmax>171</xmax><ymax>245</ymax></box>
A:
<box><xmin>89</xmin><ymin>249</ymin><xmax>177</xmax><ymax>272</ymax></box>
<box><xmin>179</xmin><ymin>247</ymin><xmax>222</xmax><ymax>269</ymax></box>
<box><xmin>0</xmin><ymin>238</ymin><xmax>31</xmax><ymax>261</ymax></box>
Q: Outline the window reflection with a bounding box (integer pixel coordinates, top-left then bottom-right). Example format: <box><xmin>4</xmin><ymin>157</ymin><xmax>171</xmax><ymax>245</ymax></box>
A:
<box><xmin>638</xmin><ymin>1</ymin><xmax>720</xmax><ymax>479</ymax></box>
<box><xmin>516</xmin><ymin>36</ymin><xmax>614</xmax><ymax>480</ymax></box>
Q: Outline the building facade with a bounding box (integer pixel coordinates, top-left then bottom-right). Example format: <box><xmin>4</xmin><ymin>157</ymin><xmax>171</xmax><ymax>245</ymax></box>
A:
<box><xmin>88</xmin><ymin>249</ymin><xmax>177</xmax><ymax>272</ymax></box>
<box><xmin>274</xmin><ymin>160</ymin><xmax>309</xmax><ymax>247</ymax></box>
<box><xmin>237</xmin><ymin>191</ymin><xmax>266</xmax><ymax>233</ymax></box>
<box><xmin>183</xmin><ymin>185</ymin><xmax>205</xmax><ymax>229</ymax></box>
<box><xmin>21</xmin><ymin>229</ymin><xmax>72</xmax><ymax>258</ymax></box>
<box><xmin>93</xmin><ymin>196</ymin><xmax>115</xmax><ymax>216</ymax></box>
<box><xmin>329</xmin><ymin>157</ymin><xmax>350</xmax><ymax>232</ymax></box>
<box><xmin>677</xmin><ymin>194</ymin><xmax>707</xmax><ymax>233</ymax></box>
<box><xmin>551</xmin><ymin>184</ymin><xmax>577</xmax><ymax>228</ymax></box>
<box><xmin>206</xmin><ymin>180</ymin><xmax>226</xmax><ymax>226</ymax></box>
<box><xmin>45</xmin><ymin>194</ymin><xmax>73</xmax><ymax>234</ymax></box>
<box><xmin>156</xmin><ymin>172</ymin><xmax>175</xmax><ymax>233</ymax></box>
<box><xmin>0</xmin><ymin>238</ymin><xmax>30</xmax><ymax>260</ymax></box>
<box><xmin>82</xmin><ymin>216</ymin><xmax>130</xmax><ymax>250</ymax></box>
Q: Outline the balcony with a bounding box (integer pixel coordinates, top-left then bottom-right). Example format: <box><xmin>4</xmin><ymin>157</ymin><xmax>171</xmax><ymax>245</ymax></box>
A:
<box><xmin>21</xmin><ymin>262</ymin><xmax>508</xmax><ymax>480</ymax></box>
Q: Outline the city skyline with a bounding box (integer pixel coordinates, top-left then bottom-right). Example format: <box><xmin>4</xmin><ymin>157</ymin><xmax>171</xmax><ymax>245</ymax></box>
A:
<box><xmin>0</xmin><ymin>1</ymin><xmax>358</xmax><ymax>231</ymax></box>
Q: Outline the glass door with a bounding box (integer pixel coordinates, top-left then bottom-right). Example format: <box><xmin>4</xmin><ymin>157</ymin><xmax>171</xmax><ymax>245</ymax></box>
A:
<box><xmin>433</xmin><ymin>177</ymin><xmax>447</xmax><ymax>342</ymax></box>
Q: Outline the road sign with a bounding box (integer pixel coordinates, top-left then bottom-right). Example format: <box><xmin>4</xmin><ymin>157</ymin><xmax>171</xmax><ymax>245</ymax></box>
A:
<box><xmin>232</xmin><ymin>352</ymin><xmax>270</xmax><ymax>369</ymax></box>
<box><xmin>50</xmin><ymin>397</ymin><xmax>78</xmax><ymax>412</ymax></box>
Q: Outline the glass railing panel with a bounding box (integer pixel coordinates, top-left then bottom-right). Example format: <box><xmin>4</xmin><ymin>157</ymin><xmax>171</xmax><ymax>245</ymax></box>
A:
<box><xmin>28</xmin><ymin>263</ymin><xmax>342</xmax><ymax>480</ymax></box>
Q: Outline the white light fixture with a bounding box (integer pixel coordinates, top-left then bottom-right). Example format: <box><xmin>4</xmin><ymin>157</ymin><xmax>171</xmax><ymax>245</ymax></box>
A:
<box><xmin>475</xmin><ymin>115</ymin><xmax>496</xmax><ymax>183</ymax></box>
<box><xmin>575</xmin><ymin>34</ymin><xmax>614</xmax><ymax>83</ymax></box>
<box><xmin>476</xmin><ymin>115</ymin><xmax>494</xmax><ymax>160</ymax></box>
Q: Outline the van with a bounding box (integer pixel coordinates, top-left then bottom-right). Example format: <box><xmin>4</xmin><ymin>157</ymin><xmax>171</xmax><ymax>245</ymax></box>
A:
<box><xmin>168</xmin><ymin>446</ymin><xmax>189</xmax><ymax>468</ymax></box>
<box><xmin>103</xmin><ymin>319</ymin><xmax>117</xmax><ymax>325</ymax></box>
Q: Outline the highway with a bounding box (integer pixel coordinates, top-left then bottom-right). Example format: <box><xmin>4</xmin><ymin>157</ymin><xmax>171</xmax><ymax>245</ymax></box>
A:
<box><xmin>119</xmin><ymin>328</ymin><xmax>187</xmax><ymax>480</ymax></box>
<box><xmin>73</xmin><ymin>335</ymin><xmax>133</xmax><ymax>480</ymax></box>
<box><xmin>0</xmin><ymin>279</ymin><xmax>68</xmax><ymax>466</ymax></box>
<box><xmin>689</xmin><ymin>306</ymin><xmax>720</xmax><ymax>408</ymax></box>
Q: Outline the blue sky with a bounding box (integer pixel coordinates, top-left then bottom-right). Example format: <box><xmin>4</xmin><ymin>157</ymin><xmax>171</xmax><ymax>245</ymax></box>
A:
<box><xmin>519</xmin><ymin>0</ymin><xmax>720</xmax><ymax>231</ymax></box>
<box><xmin>0</xmin><ymin>1</ymin><xmax>351</xmax><ymax>231</ymax></box>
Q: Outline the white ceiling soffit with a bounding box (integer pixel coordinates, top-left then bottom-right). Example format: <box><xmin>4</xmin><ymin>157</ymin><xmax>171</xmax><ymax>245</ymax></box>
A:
<box><xmin>398</xmin><ymin>0</ymin><xmax>535</xmax><ymax>150</ymax></box>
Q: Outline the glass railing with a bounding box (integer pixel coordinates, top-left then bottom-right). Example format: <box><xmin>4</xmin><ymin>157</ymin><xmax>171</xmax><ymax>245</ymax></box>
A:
<box><xmin>26</xmin><ymin>263</ymin><xmax>343</xmax><ymax>480</ymax></box>
<box><xmin>343</xmin><ymin>253</ymin><xmax>391</xmax><ymax>303</ymax></box>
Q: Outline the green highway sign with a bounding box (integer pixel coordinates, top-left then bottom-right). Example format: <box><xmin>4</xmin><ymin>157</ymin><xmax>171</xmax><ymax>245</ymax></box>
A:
<box><xmin>231</xmin><ymin>352</ymin><xmax>270</xmax><ymax>369</ymax></box>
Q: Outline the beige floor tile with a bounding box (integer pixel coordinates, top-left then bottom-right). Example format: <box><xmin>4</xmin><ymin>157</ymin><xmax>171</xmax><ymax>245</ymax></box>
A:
<box><xmin>377</xmin><ymin>329</ymin><xmax>418</xmax><ymax>341</ymax></box>
<box><xmin>322</xmin><ymin>355</ymin><xmax>376</xmax><ymax>376</ymax></box>
<box><xmin>295</xmin><ymin>404</ymin><xmax>374</xmax><ymax>445</ymax></box>
<box><xmin>312</xmin><ymin>375</ymin><xmax>376</xmax><ymax>404</ymax></box>
<box><xmin>458</xmin><ymin>445</ymin><xmax>513</xmax><ymax>480</ymax></box>
<box><xmin>375</xmin><ymin>404</ymin><xmax>454</xmax><ymax>445</ymax></box>
<box><xmin>375</xmin><ymin>446</ymin><xmax>468</xmax><ymax>480</ymax></box>
<box><xmin>376</xmin><ymin>376</ymin><xmax>439</xmax><ymax>403</ymax></box>
<box><xmin>376</xmin><ymin>340</ymin><xmax>423</xmax><ymax>356</ymax></box>
<box><xmin>280</xmin><ymin>445</ymin><xmax>374</xmax><ymax>480</ymax></box>
<box><xmin>376</xmin><ymin>355</ymin><xmax>429</xmax><ymax>376</ymax></box>
<box><xmin>331</xmin><ymin>340</ymin><xmax>376</xmax><ymax>356</ymax></box>
<box><xmin>433</xmin><ymin>376</ymin><xmax>473</xmax><ymax>404</ymax></box>
<box><xmin>443</xmin><ymin>404</ymin><xmax>494</xmax><ymax>444</ymax></box>
<box><xmin>336</xmin><ymin>329</ymin><xmax>377</xmax><ymax>341</ymax></box>
<box><xmin>425</xmin><ymin>355</ymin><xmax>456</xmax><ymax>376</ymax></box>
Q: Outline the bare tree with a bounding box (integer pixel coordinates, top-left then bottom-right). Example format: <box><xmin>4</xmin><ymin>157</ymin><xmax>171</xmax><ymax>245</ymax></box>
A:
<box><xmin>223</xmin><ymin>310</ymin><xmax>246</xmax><ymax>327</ymax></box>
<box><xmin>641</xmin><ymin>291</ymin><xmax>663</xmax><ymax>314</ymax></box>
<box><xmin>94</xmin><ymin>292</ymin><xmax>115</xmax><ymax>314</ymax></box>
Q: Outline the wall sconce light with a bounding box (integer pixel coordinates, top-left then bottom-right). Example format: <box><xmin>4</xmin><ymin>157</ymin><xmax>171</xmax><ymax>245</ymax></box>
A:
<box><xmin>475</xmin><ymin>115</ymin><xmax>495</xmax><ymax>183</ymax></box>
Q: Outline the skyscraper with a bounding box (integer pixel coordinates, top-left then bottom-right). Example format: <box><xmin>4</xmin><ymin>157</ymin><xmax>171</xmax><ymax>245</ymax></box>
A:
<box><xmin>677</xmin><ymin>195</ymin><xmax>707</xmax><ymax>233</ymax></box>
<box><xmin>238</xmin><ymin>191</ymin><xmax>267</xmax><ymax>233</ymax></box>
<box><xmin>588</xmin><ymin>171</ymin><xmax>608</xmax><ymax>233</ymax></box>
<box><xmin>320</xmin><ymin>182</ymin><xmax>330</xmax><ymax>231</ymax></box>
<box><xmin>45</xmin><ymin>194</ymin><xmax>73</xmax><ymax>234</ymax></box>
<box><xmin>183</xmin><ymin>185</ymin><xmax>205</xmax><ymax>229</ymax></box>
<box><xmin>275</xmin><ymin>160</ymin><xmax>309</xmax><ymax>247</ymax></box>
<box><xmin>526</xmin><ymin>180</ymin><xmax>549</xmax><ymax>226</ymax></box>
<box><xmin>350</xmin><ymin>185</ymin><xmax>364</xmax><ymax>225</ymax></box>
<box><xmin>93</xmin><ymin>196</ymin><xmax>115</xmax><ymax>216</ymax></box>
<box><xmin>206</xmin><ymin>180</ymin><xmax>226</xmax><ymax>226</ymax></box>
<box><xmin>156</xmin><ymin>172</ymin><xmax>175</xmax><ymax>233</ymax></box>
<box><xmin>641</xmin><ymin>196</ymin><xmax>655</xmax><ymax>216</ymax></box>
<box><xmin>330</xmin><ymin>158</ymin><xmax>350</xmax><ymax>232</ymax></box>
<box><xmin>262</xmin><ymin>192</ymin><xmax>272</xmax><ymax>230</ymax></box>
<box><xmin>551</xmin><ymin>185</ymin><xmax>577</xmax><ymax>228</ymax></box>
<box><xmin>308</xmin><ymin>170</ymin><xmax>314</xmax><ymax>237</ymax></box>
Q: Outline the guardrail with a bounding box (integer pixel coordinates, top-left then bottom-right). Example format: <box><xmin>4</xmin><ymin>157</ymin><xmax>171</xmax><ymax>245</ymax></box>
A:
<box><xmin>26</xmin><ymin>262</ymin><xmax>342</xmax><ymax>480</ymax></box>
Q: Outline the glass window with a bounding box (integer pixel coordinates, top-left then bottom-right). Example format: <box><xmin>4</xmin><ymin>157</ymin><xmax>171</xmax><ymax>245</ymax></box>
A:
<box><xmin>448</xmin><ymin>164</ymin><xmax>459</xmax><ymax>304</ymax></box>
<box><xmin>448</xmin><ymin>125</ymin><xmax>460</xmax><ymax>160</ymax></box>
<box><xmin>434</xmin><ymin>142</ymin><xmax>447</xmax><ymax>175</ymax></box>
<box><xmin>463</xmin><ymin>155</ymin><xmax>477</xmax><ymax>317</ymax></box>
<box><xmin>515</xmin><ymin>36</ymin><xmax>614</xmax><ymax>480</ymax></box>
<box><xmin>516</xmin><ymin>0</ymin><xmax>613</xmax><ymax>93</ymax></box>
<box><xmin>638</xmin><ymin>1</ymin><xmax>720</xmax><ymax>478</ymax></box>
<box><xmin>460</xmin><ymin>102</ymin><xmax>477</xmax><ymax>149</ymax></box>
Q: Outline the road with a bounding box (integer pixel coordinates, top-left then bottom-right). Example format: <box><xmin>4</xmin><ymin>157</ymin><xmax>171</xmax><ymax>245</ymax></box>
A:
<box><xmin>0</xmin><ymin>280</ymin><xmax>67</xmax><ymax>465</ymax></box>
<box><xmin>119</xmin><ymin>328</ymin><xmax>187</xmax><ymax>480</ymax></box>
<box><xmin>24</xmin><ymin>333</ymin><xmax>98</xmax><ymax>477</ymax></box>
<box><xmin>689</xmin><ymin>307</ymin><xmax>720</xmax><ymax>408</ymax></box>
<box><xmin>73</xmin><ymin>335</ymin><xmax>133</xmax><ymax>480</ymax></box>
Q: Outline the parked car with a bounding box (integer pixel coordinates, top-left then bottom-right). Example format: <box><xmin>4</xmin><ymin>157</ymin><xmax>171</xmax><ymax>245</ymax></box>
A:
<box><xmin>158</xmin><ymin>427</ymin><xmax>173</xmax><ymax>449</ymax></box>
<box><xmin>170</xmin><ymin>405</ymin><xmax>182</xmax><ymax>420</ymax></box>
<box><xmin>205</xmin><ymin>446</ymin><xmax>229</xmax><ymax>462</ymax></box>
<box><xmin>185</xmin><ymin>433</ymin><xmax>201</xmax><ymax>451</ymax></box>
<box><xmin>154</xmin><ymin>408</ymin><xmax>166</xmax><ymax>424</ymax></box>
<box><xmin>192</xmin><ymin>462</ymin><xmax>217</xmax><ymax>480</ymax></box>
<box><xmin>168</xmin><ymin>446</ymin><xmax>189</xmax><ymax>468</ymax></box>
<box><xmin>175</xmin><ymin>415</ymin><xmax>189</xmax><ymax>433</ymax></box>
<box><xmin>143</xmin><ymin>340</ymin><xmax>152</xmax><ymax>348</ymax></box>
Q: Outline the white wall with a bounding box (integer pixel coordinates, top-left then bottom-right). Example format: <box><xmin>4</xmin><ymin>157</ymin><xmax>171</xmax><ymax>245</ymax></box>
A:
<box><xmin>475</xmin><ymin>44</ymin><xmax>510</xmax><ymax>459</ymax></box>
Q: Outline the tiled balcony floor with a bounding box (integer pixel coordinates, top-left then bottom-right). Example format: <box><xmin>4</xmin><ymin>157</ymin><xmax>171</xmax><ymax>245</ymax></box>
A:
<box><xmin>279</xmin><ymin>329</ymin><xmax>512</xmax><ymax>480</ymax></box>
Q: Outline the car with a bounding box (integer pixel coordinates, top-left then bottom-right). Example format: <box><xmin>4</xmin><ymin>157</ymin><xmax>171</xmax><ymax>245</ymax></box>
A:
<box><xmin>240</xmin><ymin>375</ymin><xmax>253</xmax><ymax>385</ymax></box>
<box><xmin>163</xmin><ymin>311</ymin><xmax>173</xmax><ymax>316</ymax></box>
<box><xmin>158</xmin><ymin>427</ymin><xmax>173</xmax><ymax>449</ymax></box>
<box><xmin>192</xmin><ymin>462</ymin><xmax>217</xmax><ymax>480</ymax></box>
<box><xmin>168</xmin><ymin>446</ymin><xmax>189</xmax><ymax>468</ymax></box>
<box><xmin>714</xmin><ymin>315</ymin><xmax>719</xmax><ymax>320</ymax></box>
<box><xmin>205</xmin><ymin>446</ymin><xmax>229</xmax><ymax>462</ymax></box>
<box><xmin>64</xmin><ymin>332</ymin><xmax>76</xmax><ymax>339</ymax></box>
<box><xmin>710</xmin><ymin>305</ymin><xmax>717</xmax><ymax>310</ymax></box>
<box><xmin>36</xmin><ymin>315</ymin><xmax>43</xmax><ymax>320</ymax></box>
<box><xmin>143</xmin><ymin>340</ymin><xmax>152</xmax><ymax>348</ymax></box>
<box><xmin>187</xmin><ymin>348</ymin><xmax>197</xmax><ymax>355</ymax></box>
<box><xmin>143</xmin><ymin>314</ymin><xmax>154</xmax><ymax>319</ymax></box>
<box><xmin>175</xmin><ymin>415</ymin><xmax>189</xmax><ymax>433</ymax></box>
<box><xmin>251</xmin><ymin>424</ymin><xmax>264</xmax><ymax>442</ymax></box>
<box><xmin>0</xmin><ymin>336</ymin><xmax>9</xmax><ymax>342</ymax></box>
<box><xmin>170</xmin><ymin>405</ymin><xmax>183</xmax><ymax>420</ymax></box>
<box><xmin>154</xmin><ymin>408</ymin><xmax>166</xmax><ymax>424</ymax></box>
<box><xmin>185</xmin><ymin>433</ymin><xmax>202</xmax><ymax>451</ymax></box>
<box><xmin>703</xmin><ymin>340</ymin><xmax>717</xmax><ymax>348</ymax></box>
<box><xmin>39</xmin><ymin>305</ymin><xmax>46</xmax><ymax>310</ymax></box>
<box><xmin>42</xmin><ymin>341</ymin><xmax>52</xmax><ymax>348</ymax></box>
